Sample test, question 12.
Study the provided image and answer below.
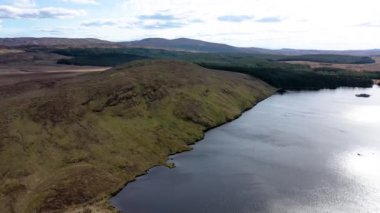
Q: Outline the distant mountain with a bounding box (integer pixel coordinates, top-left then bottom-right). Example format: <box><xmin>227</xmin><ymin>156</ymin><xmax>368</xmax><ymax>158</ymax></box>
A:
<box><xmin>121</xmin><ymin>38</ymin><xmax>380</xmax><ymax>56</ymax></box>
<box><xmin>0</xmin><ymin>37</ymin><xmax>121</xmax><ymax>48</ymax></box>
<box><xmin>1</xmin><ymin>37</ymin><xmax>379</xmax><ymax>56</ymax></box>
<box><xmin>121</xmin><ymin>38</ymin><xmax>244</xmax><ymax>53</ymax></box>
<box><xmin>272</xmin><ymin>48</ymin><xmax>380</xmax><ymax>57</ymax></box>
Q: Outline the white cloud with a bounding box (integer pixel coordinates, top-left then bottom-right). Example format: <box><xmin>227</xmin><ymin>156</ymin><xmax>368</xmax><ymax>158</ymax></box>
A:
<box><xmin>13</xmin><ymin>0</ymin><xmax>36</xmax><ymax>8</ymax></box>
<box><xmin>38</xmin><ymin>26</ymin><xmax>87</xmax><ymax>36</ymax></box>
<box><xmin>81</xmin><ymin>14</ymin><xmax>201</xmax><ymax>30</ymax></box>
<box><xmin>82</xmin><ymin>18</ymin><xmax>133</xmax><ymax>27</ymax></box>
<box><xmin>114</xmin><ymin>0</ymin><xmax>380</xmax><ymax>49</ymax></box>
<box><xmin>0</xmin><ymin>5</ymin><xmax>86</xmax><ymax>19</ymax></box>
<box><xmin>61</xmin><ymin>0</ymin><xmax>99</xmax><ymax>5</ymax></box>
<box><xmin>218</xmin><ymin>15</ymin><xmax>253</xmax><ymax>23</ymax></box>
<box><xmin>2</xmin><ymin>0</ymin><xmax>380</xmax><ymax>49</ymax></box>
<box><xmin>357</xmin><ymin>22</ymin><xmax>380</xmax><ymax>28</ymax></box>
<box><xmin>256</xmin><ymin>17</ymin><xmax>285</xmax><ymax>23</ymax></box>
<box><xmin>121</xmin><ymin>0</ymin><xmax>261</xmax><ymax>21</ymax></box>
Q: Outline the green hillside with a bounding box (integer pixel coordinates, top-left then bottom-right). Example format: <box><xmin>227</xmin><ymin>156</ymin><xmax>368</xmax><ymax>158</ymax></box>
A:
<box><xmin>0</xmin><ymin>60</ymin><xmax>275</xmax><ymax>212</ymax></box>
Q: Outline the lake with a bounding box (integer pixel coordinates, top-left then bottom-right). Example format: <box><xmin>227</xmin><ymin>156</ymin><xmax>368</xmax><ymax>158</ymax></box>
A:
<box><xmin>111</xmin><ymin>85</ymin><xmax>380</xmax><ymax>213</ymax></box>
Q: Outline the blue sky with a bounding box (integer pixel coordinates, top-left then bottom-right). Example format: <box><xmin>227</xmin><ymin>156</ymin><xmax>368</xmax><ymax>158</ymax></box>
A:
<box><xmin>0</xmin><ymin>0</ymin><xmax>380</xmax><ymax>50</ymax></box>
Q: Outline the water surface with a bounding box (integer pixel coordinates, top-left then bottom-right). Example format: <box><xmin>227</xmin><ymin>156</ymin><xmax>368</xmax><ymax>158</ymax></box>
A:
<box><xmin>111</xmin><ymin>86</ymin><xmax>380</xmax><ymax>213</ymax></box>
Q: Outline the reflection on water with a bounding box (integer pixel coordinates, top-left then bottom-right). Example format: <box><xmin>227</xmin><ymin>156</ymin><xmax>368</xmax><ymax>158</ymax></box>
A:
<box><xmin>342</xmin><ymin>149</ymin><xmax>380</xmax><ymax>183</ymax></box>
<box><xmin>345</xmin><ymin>106</ymin><xmax>380</xmax><ymax>123</ymax></box>
<box><xmin>111</xmin><ymin>86</ymin><xmax>380</xmax><ymax>213</ymax></box>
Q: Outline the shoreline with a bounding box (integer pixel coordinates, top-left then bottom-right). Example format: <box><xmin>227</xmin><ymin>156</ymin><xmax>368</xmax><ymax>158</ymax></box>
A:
<box><xmin>106</xmin><ymin>83</ymin><xmax>379</xmax><ymax>211</ymax></box>
<box><xmin>70</xmin><ymin>84</ymin><xmax>380</xmax><ymax>212</ymax></box>
<box><xmin>0</xmin><ymin>60</ymin><xmax>277</xmax><ymax>213</ymax></box>
<box><xmin>105</xmin><ymin>84</ymin><xmax>380</xmax><ymax>213</ymax></box>
<box><xmin>107</xmin><ymin>93</ymin><xmax>275</xmax><ymax>212</ymax></box>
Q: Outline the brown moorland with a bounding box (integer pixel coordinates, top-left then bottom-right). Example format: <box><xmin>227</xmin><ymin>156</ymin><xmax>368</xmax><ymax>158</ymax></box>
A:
<box><xmin>284</xmin><ymin>56</ymin><xmax>380</xmax><ymax>72</ymax></box>
<box><xmin>0</xmin><ymin>50</ymin><xmax>108</xmax><ymax>86</ymax></box>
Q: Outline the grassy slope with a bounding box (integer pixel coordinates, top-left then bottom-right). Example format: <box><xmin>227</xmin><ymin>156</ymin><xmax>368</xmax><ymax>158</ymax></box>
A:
<box><xmin>0</xmin><ymin>60</ymin><xmax>275</xmax><ymax>212</ymax></box>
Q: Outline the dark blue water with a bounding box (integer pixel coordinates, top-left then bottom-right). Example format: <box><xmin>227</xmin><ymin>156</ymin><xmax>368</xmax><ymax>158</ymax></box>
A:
<box><xmin>111</xmin><ymin>86</ymin><xmax>380</xmax><ymax>213</ymax></box>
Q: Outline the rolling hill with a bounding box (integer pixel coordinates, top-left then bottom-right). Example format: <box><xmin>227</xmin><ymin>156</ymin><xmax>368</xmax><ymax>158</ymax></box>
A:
<box><xmin>1</xmin><ymin>37</ymin><xmax>379</xmax><ymax>56</ymax></box>
<box><xmin>121</xmin><ymin>38</ymin><xmax>380</xmax><ymax>56</ymax></box>
<box><xmin>121</xmin><ymin>38</ymin><xmax>244</xmax><ymax>53</ymax></box>
<box><xmin>0</xmin><ymin>37</ymin><xmax>121</xmax><ymax>49</ymax></box>
<box><xmin>0</xmin><ymin>60</ymin><xmax>275</xmax><ymax>212</ymax></box>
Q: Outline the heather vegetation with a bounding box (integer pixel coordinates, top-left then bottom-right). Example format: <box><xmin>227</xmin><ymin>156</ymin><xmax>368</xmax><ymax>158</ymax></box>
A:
<box><xmin>57</xmin><ymin>53</ymin><xmax>149</xmax><ymax>66</ymax></box>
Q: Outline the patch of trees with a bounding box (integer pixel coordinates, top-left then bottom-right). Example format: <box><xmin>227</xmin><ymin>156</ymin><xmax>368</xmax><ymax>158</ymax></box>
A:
<box><xmin>198</xmin><ymin>63</ymin><xmax>373</xmax><ymax>89</ymax></box>
<box><xmin>276</xmin><ymin>54</ymin><xmax>375</xmax><ymax>64</ymax></box>
<box><xmin>364</xmin><ymin>71</ymin><xmax>380</xmax><ymax>80</ymax></box>
<box><xmin>52</xmin><ymin>48</ymin><xmax>375</xmax><ymax>89</ymax></box>
<box><xmin>313</xmin><ymin>67</ymin><xmax>347</xmax><ymax>72</ymax></box>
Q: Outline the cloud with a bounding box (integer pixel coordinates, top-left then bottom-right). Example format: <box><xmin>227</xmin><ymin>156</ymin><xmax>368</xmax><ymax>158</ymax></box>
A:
<box><xmin>217</xmin><ymin>15</ymin><xmax>284</xmax><ymax>24</ymax></box>
<box><xmin>13</xmin><ymin>0</ymin><xmax>36</xmax><ymax>8</ymax></box>
<box><xmin>138</xmin><ymin>13</ymin><xmax>176</xmax><ymax>21</ymax></box>
<box><xmin>0</xmin><ymin>5</ymin><xmax>86</xmax><ymax>19</ymax></box>
<box><xmin>82</xmin><ymin>12</ymin><xmax>202</xmax><ymax>30</ymax></box>
<box><xmin>357</xmin><ymin>22</ymin><xmax>380</xmax><ymax>28</ymax></box>
<box><xmin>3</xmin><ymin>0</ymin><xmax>380</xmax><ymax>49</ymax></box>
<box><xmin>82</xmin><ymin>19</ymin><xmax>120</xmax><ymax>27</ymax></box>
<box><xmin>141</xmin><ymin>21</ymin><xmax>184</xmax><ymax>29</ymax></box>
<box><xmin>38</xmin><ymin>26</ymin><xmax>86</xmax><ymax>35</ymax></box>
<box><xmin>61</xmin><ymin>0</ymin><xmax>99</xmax><ymax>4</ymax></box>
<box><xmin>136</xmin><ymin>13</ymin><xmax>201</xmax><ymax>29</ymax></box>
<box><xmin>138</xmin><ymin>12</ymin><xmax>204</xmax><ymax>28</ymax></box>
<box><xmin>256</xmin><ymin>16</ymin><xmax>285</xmax><ymax>23</ymax></box>
<box><xmin>39</xmin><ymin>28</ymin><xmax>63</xmax><ymax>35</ymax></box>
<box><xmin>82</xmin><ymin>18</ymin><xmax>189</xmax><ymax>29</ymax></box>
<box><xmin>81</xmin><ymin>18</ymin><xmax>137</xmax><ymax>28</ymax></box>
<box><xmin>33</xmin><ymin>26</ymin><xmax>100</xmax><ymax>38</ymax></box>
<box><xmin>218</xmin><ymin>15</ymin><xmax>253</xmax><ymax>22</ymax></box>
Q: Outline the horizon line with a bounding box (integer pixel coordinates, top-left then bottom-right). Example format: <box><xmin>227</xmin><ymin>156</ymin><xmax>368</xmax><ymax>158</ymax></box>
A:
<box><xmin>1</xmin><ymin>36</ymin><xmax>379</xmax><ymax>52</ymax></box>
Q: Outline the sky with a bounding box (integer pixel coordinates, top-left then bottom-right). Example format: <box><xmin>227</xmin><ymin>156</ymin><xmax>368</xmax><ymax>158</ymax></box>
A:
<box><xmin>0</xmin><ymin>0</ymin><xmax>380</xmax><ymax>50</ymax></box>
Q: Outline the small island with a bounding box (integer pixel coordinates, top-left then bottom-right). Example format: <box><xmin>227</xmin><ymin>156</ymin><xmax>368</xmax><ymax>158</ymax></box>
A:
<box><xmin>356</xmin><ymin>93</ymin><xmax>371</xmax><ymax>98</ymax></box>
